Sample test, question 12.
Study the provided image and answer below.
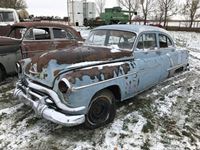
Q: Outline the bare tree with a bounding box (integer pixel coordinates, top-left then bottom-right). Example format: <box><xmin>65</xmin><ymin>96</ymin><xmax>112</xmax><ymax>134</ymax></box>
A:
<box><xmin>157</xmin><ymin>0</ymin><xmax>178</xmax><ymax>27</ymax></box>
<box><xmin>95</xmin><ymin>0</ymin><xmax>106</xmax><ymax>16</ymax></box>
<box><xmin>117</xmin><ymin>0</ymin><xmax>139</xmax><ymax>24</ymax></box>
<box><xmin>0</xmin><ymin>0</ymin><xmax>27</xmax><ymax>10</ymax></box>
<box><xmin>182</xmin><ymin>0</ymin><xmax>200</xmax><ymax>28</ymax></box>
<box><xmin>140</xmin><ymin>0</ymin><xmax>156</xmax><ymax>25</ymax></box>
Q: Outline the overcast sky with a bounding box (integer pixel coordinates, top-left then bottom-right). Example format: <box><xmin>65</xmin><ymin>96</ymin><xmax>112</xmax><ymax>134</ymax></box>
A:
<box><xmin>26</xmin><ymin>0</ymin><xmax>118</xmax><ymax>17</ymax></box>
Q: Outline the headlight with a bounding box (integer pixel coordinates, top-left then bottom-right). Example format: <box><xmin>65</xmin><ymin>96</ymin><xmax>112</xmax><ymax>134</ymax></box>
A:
<box><xmin>58</xmin><ymin>78</ymin><xmax>71</xmax><ymax>93</ymax></box>
<box><xmin>15</xmin><ymin>62</ymin><xmax>22</xmax><ymax>74</ymax></box>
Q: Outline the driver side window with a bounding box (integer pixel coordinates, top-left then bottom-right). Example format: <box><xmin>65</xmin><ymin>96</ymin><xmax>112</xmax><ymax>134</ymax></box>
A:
<box><xmin>137</xmin><ymin>33</ymin><xmax>157</xmax><ymax>50</ymax></box>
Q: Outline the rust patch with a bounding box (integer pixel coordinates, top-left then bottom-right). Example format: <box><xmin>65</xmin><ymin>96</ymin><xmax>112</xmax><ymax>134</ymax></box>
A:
<box><xmin>53</xmin><ymin>69</ymin><xmax>63</xmax><ymax>77</ymax></box>
<box><xmin>26</xmin><ymin>46</ymin><xmax>132</xmax><ymax>74</ymax></box>
<box><xmin>121</xmin><ymin>63</ymin><xmax>131</xmax><ymax>74</ymax></box>
<box><xmin>64</xmin><ymin>63</ymin><xmax>131</xmax><ymax>84</ymax></box>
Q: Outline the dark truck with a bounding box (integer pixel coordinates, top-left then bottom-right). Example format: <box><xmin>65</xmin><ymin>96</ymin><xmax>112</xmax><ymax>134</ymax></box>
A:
<box><xmin>0</xmin><ymin>22</ymin><xmax>83</xmax><ymax>81</ymax></box>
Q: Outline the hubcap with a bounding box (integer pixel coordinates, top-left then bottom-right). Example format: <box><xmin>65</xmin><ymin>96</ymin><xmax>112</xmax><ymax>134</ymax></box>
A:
<box><xmin>88</xmin><ymin>97</ymin><xmax>111</xmax><ymax>125</ymax></box>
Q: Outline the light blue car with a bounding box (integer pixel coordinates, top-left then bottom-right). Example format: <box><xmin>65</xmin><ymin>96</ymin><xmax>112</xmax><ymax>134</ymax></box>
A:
<box><xmin>14</xmin><ymin>25</ymin><xmax>189</xmax><ymax>129</ymax></box>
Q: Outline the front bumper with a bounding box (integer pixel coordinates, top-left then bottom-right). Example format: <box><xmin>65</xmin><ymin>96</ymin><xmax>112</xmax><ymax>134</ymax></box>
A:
<box><xmin>14</xmin><ymin>79</ymin><xmax>85</xmax><ymax>126</ymax></box>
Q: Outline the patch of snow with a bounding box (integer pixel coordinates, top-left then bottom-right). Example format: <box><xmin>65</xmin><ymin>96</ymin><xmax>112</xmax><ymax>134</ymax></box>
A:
<box><xmin>109</xmin><ymin>45</ymin><xmax>121</xmax><ymax>53</ymax></box>
<box><xmin>0</xmin><ymin>103</ymin><xmax>23</xmax><ymax>115</ymax></box>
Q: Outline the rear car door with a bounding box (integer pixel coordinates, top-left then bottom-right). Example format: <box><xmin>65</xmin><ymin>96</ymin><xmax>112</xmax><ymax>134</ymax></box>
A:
<box><xmin>158</xmin><ymin>33</ymin><xmax>181</xmax><ymax>79</ymax></box>
<box><xmin>52</xmin><ymin>28</ymin><xmax>78</xmax><ymax>50</ymax></box>
<box><xmin>21</xmin><ymin>27</ymin><xmax>54</xmax><ymax>58</ymax></box>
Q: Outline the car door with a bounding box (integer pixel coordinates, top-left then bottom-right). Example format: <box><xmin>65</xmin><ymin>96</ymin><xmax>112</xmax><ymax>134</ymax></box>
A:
<box><xmin>52</xmin><ymin>28</ymin><xmax>78</xmax><ymax>50</ymax></box>
<box><xmin>157</xmin><ymin>33</ymin><xmax>182</xmax><ymax>79</ymax></box>
<box><xmin>134</xmin><ymin>32</ymin><xmax>162</xmax><ymax>92</ymax></box>
<box><xmin>21</xmin><ymin>27</ymin><xmax>54</xmax><ymax>58</ymax></box>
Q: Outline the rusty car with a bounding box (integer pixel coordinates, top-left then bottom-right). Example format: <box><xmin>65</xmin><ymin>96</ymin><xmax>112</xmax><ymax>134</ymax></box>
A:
<box><xmin>0</xmin><ymin>22</ymin><xmax>83</xmax><ymax>81</ymax></box>
<box><xmin>14</xmin><ymin>25</ymin><xmax>189</xmax><ymax>129</ymax></box>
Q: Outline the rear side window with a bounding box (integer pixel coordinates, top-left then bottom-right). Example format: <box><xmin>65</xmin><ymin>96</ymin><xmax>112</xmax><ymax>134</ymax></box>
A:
<box><xmin>159</xmin><ymin>34</ymin><xmax>173</xmax><ymax>48</ymax></box>
<box><xmin>136</xmin><ymin>33</ymin><xmax>157</xmax><ymax>50</ymax></box>
<box><xmin>53</xmin><ymin>28</ymin><xmax>76</xmax><ymax>40</ymax></box>
<box><xmin>53</xmin><ymin>28</ymin><xmax>67</xmax><ymax>39</ymax></box>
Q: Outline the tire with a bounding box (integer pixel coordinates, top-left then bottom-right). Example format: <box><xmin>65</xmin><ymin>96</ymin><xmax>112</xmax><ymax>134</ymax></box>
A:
<box><xmin>85</xmin><ymin>89</ymin><xmax>116</xmax><ymax>129</ymax></box>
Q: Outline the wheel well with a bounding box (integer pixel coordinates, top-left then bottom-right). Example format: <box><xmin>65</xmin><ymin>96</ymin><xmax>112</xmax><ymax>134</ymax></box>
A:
<box><xmin>106</xmin><ymin>85</ymin><xmax>121</xmax><ymax>101</ymax></box>
<box><xmin>92</xmin><ymin>85</ymin><xmax>121</xmax><ymax>102</ymax></box>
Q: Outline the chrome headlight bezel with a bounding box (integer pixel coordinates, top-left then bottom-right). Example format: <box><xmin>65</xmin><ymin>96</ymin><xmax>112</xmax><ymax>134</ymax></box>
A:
<box><xmin>58</xmin><ymin>78</ymin><xmax>71</xmax><ymax>93</ymax></box>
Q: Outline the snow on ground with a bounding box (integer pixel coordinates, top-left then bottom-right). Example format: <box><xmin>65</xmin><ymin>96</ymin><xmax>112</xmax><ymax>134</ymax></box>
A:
<box><xmin>0</xmin><ymin>31</ymin><xmax>200</xmax><ymax>150</ymax></box>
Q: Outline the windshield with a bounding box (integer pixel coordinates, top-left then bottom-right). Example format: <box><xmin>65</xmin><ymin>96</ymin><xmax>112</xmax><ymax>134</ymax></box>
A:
<box><xmin>0</xmin><ymin>12</ymin><xmax>14</xmax><ymax>22</ymax></box>
<box><xmin>85</xmin><ymin>29</ymin><xmax>136</xmax><ymax>50</ymax></box>
<box><xmin>8</xmin><ymin>27</ymin><xmax>27</xmax><ymax>39</ymax></box>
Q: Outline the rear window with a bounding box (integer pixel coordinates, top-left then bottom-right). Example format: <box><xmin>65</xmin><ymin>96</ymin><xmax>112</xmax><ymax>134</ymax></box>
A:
<box><xmin>53</xmin><ymin>28</ymin><xmax>75</xmax><ymax>39</ymax></box>
<box><xmin>0</xmin><ymin>12</ymin><xmax>14</xmax><ymax>22</ymax></box>
<box><xmin>8</xmin><ymin>27</ymin><xmax>27</xmax><ymax>39</ymax></box>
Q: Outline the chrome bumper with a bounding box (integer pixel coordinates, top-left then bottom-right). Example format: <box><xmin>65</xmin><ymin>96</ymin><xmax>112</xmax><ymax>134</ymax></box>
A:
<box><xmin>14</xmin><ymin>80</ymin><xmax>85</xmax><ymax>126</ymax></box>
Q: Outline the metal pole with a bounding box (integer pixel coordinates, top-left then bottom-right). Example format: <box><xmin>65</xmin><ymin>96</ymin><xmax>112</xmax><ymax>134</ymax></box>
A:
<box><xmin>72</xmin><ymin>0</ymin><xmax>74</xmax><ymax>25</ymax></box>
<box><xmin>67</xmin><ymin>0</ymin><xmax>70</xmax><ymax>24</ymax></box>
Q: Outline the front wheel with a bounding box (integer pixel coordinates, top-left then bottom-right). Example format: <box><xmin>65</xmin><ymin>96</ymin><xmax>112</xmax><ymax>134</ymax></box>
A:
<box><xmin>85</xmin><ymin>90</ymin><xmax>116</xmax><ymax>129</ymax></box>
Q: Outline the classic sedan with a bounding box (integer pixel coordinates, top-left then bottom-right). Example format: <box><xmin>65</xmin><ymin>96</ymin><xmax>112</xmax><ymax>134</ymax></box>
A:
<box><xmin>14</xmin><ymin>25</ymin><xmax>189</xmax><ymax>129</ymax></box>
<box><xmin>0</xmin><ymin>22</ymin><xmax>83</xmax><ymax>81</ymax></box>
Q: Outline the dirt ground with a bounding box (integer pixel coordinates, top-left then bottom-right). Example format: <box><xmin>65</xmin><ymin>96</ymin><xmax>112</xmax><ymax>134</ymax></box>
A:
<box><xmin>0</xmin><ymin>31</ymin><xmax>200</xmax><ymax>150</ymax></box>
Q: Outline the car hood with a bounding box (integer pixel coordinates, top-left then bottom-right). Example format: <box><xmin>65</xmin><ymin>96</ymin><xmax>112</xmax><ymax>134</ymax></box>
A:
<box><xmin>0</xmin><ymin>36</ymin><xmax>21</xmax><ymax>46</ymax></box>
<box><xmin>24</xmin><ymin>45</ymin><xmax>133</xmax><ymax>87</ymax></box>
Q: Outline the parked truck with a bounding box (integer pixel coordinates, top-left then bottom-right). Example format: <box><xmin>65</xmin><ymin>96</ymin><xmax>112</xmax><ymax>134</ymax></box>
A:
<box><xmin>0</xmin><ymin>8</ymin><xmax>29</xmax><ymax>36</ymax></box>
<box><xmin>84</xmin><ymin>7</ymin><xmax>136</xmax><ymax>27</ymax></box>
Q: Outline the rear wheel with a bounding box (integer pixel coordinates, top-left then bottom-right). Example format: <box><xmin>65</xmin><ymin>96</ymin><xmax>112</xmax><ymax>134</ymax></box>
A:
<box><xmin>85</xmin><ymin>90</ymin><xmax>116</xmax><ymax>129</ymax></box>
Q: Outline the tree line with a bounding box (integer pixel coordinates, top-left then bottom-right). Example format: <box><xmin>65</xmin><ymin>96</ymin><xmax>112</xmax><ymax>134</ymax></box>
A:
<box><xmin>1</xmin><ymin>0</ymin><xmax>200</xmax><ymax>28</ymax></box>
<box><xmin>96</xmin><ymin>0</ymin><xmax>200</xmax><ymax>28</ymax></box>
<box><xmin>0</xmin><ymin>0</ymin><xmax>26</xmax><ymax>10</ymax></box>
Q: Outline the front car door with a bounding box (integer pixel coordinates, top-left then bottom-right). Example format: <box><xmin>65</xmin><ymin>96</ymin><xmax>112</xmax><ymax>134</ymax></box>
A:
<box><xmin>21</xmin><ymin>27</ymin><xmax>54</xmax><ymax>58</ymax></box>
<box><xmin>134</xmin><ymin>32</ymin><xmax>163</xmax><ymax>92</ymax></box>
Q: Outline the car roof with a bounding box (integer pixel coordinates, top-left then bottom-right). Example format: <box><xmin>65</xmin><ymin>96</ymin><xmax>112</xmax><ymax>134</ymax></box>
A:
<box><xmin>12</xmin><ymin>22</ymin><xmax>72</xmax><ymax>29</ymax></box>
<box><xmin>94</xmin><ymin>24</ymin><xmax>169</xmax><ymax>35</ymax></box>
<box><xmin>12</xmin><ymin>22</ymin><xmax>83</xmax><ymax>40</ymax></box>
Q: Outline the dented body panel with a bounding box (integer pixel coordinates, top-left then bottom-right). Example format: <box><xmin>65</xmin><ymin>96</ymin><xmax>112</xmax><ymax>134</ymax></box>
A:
<box><xmin>14</xmin><ymin>25</ymin><xmax>189</xmax><ymax>126</ymax></box>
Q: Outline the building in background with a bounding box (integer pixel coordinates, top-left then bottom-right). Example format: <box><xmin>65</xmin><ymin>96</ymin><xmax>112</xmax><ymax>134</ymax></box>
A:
<box><xmin>67</xmin><ymin>0</ymin><xmax>96</xmax><ymax>26</ymax></box>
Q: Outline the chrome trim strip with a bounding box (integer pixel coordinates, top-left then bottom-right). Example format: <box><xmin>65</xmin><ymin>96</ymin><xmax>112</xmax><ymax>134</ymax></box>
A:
<box><xmin>72</xmin><ymin>71</ymin><xmax>137</xmax><ymax>90</ymax></box>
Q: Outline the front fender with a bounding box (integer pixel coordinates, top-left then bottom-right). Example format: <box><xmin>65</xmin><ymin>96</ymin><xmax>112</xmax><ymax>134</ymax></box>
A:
<box><xmin>54</xmin><ymin>61</ymin><xmax>135</xmax><ymax>112</ymax></box>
